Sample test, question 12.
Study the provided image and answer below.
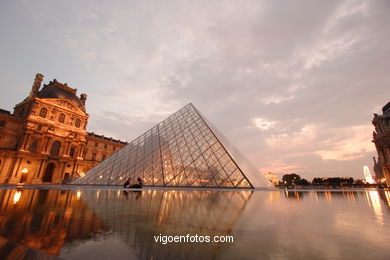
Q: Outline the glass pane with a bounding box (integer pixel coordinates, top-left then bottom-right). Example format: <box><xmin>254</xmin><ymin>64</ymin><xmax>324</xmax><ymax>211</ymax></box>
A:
<box><xmin>72</xmin><ymin>103</ymin><xmax>267</xmax><ymax>188</ymax></box>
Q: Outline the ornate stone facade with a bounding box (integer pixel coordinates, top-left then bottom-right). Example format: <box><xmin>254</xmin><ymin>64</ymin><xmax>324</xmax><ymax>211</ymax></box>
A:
<box><xmin>372</xmin><ymin>101</ymin><xmax>390</xmax><ymax>187</ymax></box>
<box><xmin>0</xmin><ymin>74</ymin><xmax>127</xmax><ymax>184</ymax></box>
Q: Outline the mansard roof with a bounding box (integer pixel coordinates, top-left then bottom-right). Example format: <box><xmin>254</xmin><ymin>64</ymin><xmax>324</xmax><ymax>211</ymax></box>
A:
<box><xmin>38</xmin><ymin>79</ymin><xmax>85</xmax><ymax>112</ymax></box>
<box><xmin>382</xmin><ymin>101</ymin><xmax>390</xmax><ymax>115</ymax></box>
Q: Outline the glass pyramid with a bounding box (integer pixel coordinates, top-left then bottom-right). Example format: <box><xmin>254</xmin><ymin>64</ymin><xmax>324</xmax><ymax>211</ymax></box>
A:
<box><xmin>72</xmin><ymin>103</ymin><xmax>271</xmax><ymax>188</ymax></box>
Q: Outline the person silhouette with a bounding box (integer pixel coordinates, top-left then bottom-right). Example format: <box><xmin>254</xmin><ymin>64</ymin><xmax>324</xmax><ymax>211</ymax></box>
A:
<box><xmin>131</xmin><ymin>178</ymin><xmax>143</xmax><ymax>188</ymax></box>
<box><xmin>123</xmin><ymin>177</ymin><xmax>131</xmax><ymax>188</ymax></box>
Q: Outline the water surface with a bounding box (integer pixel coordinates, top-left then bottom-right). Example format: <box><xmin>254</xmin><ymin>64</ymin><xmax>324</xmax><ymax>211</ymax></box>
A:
<box><xmin>0</xmin><ymin>188</ymin><xmax>389</xmax><ymax>259</ymax></box>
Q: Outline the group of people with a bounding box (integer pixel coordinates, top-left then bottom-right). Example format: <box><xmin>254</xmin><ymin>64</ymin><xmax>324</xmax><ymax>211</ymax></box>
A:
<box><xmin>123</xmin><ymin>177</ymin><xmax>143</xmax><ymax>188</ymax></box>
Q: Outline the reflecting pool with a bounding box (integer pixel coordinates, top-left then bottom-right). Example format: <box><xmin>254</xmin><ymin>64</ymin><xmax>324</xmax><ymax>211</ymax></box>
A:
<box><xmin>0</xmin><ymin>188</ymin><xmax>389</xmax><ymax>259</ymax></box>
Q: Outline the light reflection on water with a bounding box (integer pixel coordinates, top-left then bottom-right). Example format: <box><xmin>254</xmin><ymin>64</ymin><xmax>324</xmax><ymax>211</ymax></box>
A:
<box><xmin>0</xmin><ymin>188</ymin><xmax>389</xmax><ymax>260</ymax></box>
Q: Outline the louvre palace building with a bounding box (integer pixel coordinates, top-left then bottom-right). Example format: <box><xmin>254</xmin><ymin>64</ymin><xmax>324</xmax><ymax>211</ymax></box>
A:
<box><xmin>0</xmin><ymin>74</ymin><xmax>127</xmax><ymax>184</ymax></box>
<box><xmin>372</xmin><ymin>101</ymin><xmax>390</xmax><ymax>187</ymax></box>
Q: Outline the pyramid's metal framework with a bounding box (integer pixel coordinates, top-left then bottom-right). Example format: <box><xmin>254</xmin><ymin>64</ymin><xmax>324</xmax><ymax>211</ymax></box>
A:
<box><xmin>73</xmin><ymin>103</ymin><xmax>270</xmax><ymax>188</ymax></box>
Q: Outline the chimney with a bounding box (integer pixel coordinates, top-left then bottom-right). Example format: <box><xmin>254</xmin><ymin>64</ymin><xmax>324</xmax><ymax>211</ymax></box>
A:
<box><xmin>30</xmin><ymin>73</ymin><xmax>44</xmax><ymax>97</ymax></box>
<box><xmin>80</xmin><ymin>93</ymin><xmax>87</xmax><ymax>105</ymax></box>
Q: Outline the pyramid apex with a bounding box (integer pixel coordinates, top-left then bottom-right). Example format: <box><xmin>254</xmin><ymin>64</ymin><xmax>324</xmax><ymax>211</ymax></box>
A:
<box><xmin>72</xmin><ymin>103</ymin><xmax>272</xmax><ymax>188</ymax></box>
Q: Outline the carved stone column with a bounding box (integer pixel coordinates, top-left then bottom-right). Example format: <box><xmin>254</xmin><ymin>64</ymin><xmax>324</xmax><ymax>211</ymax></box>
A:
<box><xmin>77</xmin><ymin>144</ymin><xmax>84</xmax><ymax>159</ymax></box>
<box><xmin>32</xmin><ymin>160</ymin><xmax>44</xmax><ymax>184</ymax></box>
<box><xmin>63</xmin><ymin>141</ymin><xmax>71</xmax><ymax>157</ymax></box>
<box><xmin>18</xmin><ymin>134</ymin><xmax>29</xmax><ymax>151</ymax></box>
<box><xmin>43</xmin><ymin>137</ymin><xmax>52</xmax><ymax>154</ymax></box>
<box><xmin>23</xmin><ymin>134</ymin><xmax>32</xmax><ymax>151</ymax></box>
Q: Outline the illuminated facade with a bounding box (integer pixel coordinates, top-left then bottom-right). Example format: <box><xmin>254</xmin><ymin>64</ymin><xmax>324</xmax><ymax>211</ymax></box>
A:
<box><xmin>372</xmin><ymin>101</ymin><xmax>390</xmax><ymax>187</ymax></box>
<box><xmin>73</xmin><ymin>103</ymin><xmax>271</xmax><ymax>188</ymax></box>
<box><xmin>0</xmin><ymin>74</ymin><xmax>126</xmax><ymax>184</ymax></box>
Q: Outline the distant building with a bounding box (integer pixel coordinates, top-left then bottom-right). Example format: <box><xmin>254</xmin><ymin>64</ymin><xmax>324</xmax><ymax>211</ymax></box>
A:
<box><xmin>372</xmin><ymin>101</ymin><xmax>390</xmax><ymax>187</ymax></box>
<box><xmin>0</xmin><ymin>74</ymin><xmax>127</xmax><ymax>184</ymax></box>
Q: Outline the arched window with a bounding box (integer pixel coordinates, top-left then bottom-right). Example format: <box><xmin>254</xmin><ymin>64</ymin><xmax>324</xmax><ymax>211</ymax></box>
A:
<box><xmin>69</xmin><ymin>146</ymin><xmax>76</xmax><ymax>157</ymax></box>
<box><xmin>75</xmin><ymin>119</ymin><xmax>81</xmax><ymax>128</ymax></box>
<box><xmin>50</xmin><ymin>141</ymin><xmax>61</xmax><ymax>156</ymax></box>
<box><xmin>39</xmin><ymin>107</ymin><xmax>48</xmax><ymax>118</ymax></box>
<box><xmin>59</xmin><ymin>113</ymin><xmax>65</xmax><ymax>123</ymax></box>
<box><xmin>29</xmin><ymin>139</ymin><xmax>39</xmax><ymax>153</ymax></box>
<box><xmin>92</xmin><ymin>153</ymin><xmax>96</xmax><ymax>161</ymax></box>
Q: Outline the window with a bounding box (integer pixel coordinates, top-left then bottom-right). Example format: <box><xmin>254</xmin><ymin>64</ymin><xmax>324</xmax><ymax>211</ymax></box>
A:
<box><xmin>59</xmin><ymin>113</ymin><xmax>65</xmax><ymax>123</ymax></box>
<box><xmin>0</xmin><ymin>120</ymin><xmax>5</xmax><ymax>127</ymax></box>
<box><xmin>102</xmin><ymin>155</ymin><xmax>106</xmax><ymax>161</ymax></box>
<box><xmin>104</xmin><ymin>144</ymin><xmax>107</xmax><ymax>149</ymax></box>
<box><xmin>50</xmin><ymin>141</ymin><xmax>61</xmax><ymax>156</ymax></box>
<box><xmin>95</xmin><ymin>142</ymin><xmax>98</xmax><ymax>147</ymax></box>
<box><xmin>29</xmin><ymin>139</ymin><xmax>39</xmax><ymax>153</ymax></box>
<box><xmin>69</xmin><ymin>146</ymin><xmax>76</xmax><ymax>157</ymax></box>
<box><xmin>39</xmin><ymin>107</ymin><xmax>48</xmax><ymax>118</ymax></box>
<box><xmin>113</xmin><ymin>146</ymin><xmax>116</xmax><ymax>151</ymax></box>
<box><xmin>75</xmin><ymin>118</ymin><xmax>81</xmax><ymax>128</ymax></box>
<box><xmin>37</xmin><ymin>125</ymin><xmax>42</xmax><ymax>131</ymax></box>
<box><xmin>82</xmin><ymin>150</ymin><xmax>87</xmax><ymax>159</ymax></box>
<box><xmin>92</xmin><ymin>153</ymin><xmax>96</xmax><ymax>161</ymax></box>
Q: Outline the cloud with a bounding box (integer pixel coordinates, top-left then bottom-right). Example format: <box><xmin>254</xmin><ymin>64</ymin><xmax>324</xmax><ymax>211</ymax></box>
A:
<box><xmin>254</xmin><ymin>118</ymin><xmax>278</xmax><ymax>131</ymax></box>
<box><xmin>262</xmin><ymin>95</ymin><xmax>295</xmax><ymax>105</ymax></box>
<box><xmin>300</xmin><ymin>35</ymin><xmax>360</xmax><ymax>70</ymax></box>
<box><xmin>1</xmin><ymin>0</ymin><xmax>389</xmax><ymax>179</ymax></box>
<box><xmin>315</xmin><ymin>125</ymin><xmax>375</xmax><ymax>161</ymax></box>
<box><xmin>266</xmin><ymin>124</ymin><xmax>317</xmax><ymax>148</ymax></box>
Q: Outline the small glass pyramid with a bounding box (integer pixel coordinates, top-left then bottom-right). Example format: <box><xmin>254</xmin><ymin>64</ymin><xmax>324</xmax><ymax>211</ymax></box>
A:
<box><xmin>72</xmin><ymin>103</ymin><xmax>271</xmax><ymax>188</ymax></box>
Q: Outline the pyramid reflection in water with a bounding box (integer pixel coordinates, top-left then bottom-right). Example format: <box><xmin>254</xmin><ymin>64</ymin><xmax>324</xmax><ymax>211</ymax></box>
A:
<box><xmin>73</xmin><ymin>103</ymin><xmax>271</xmax><ymax>188</ymax></box>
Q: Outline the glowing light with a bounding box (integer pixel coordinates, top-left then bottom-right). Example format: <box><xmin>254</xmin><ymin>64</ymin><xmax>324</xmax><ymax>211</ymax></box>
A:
<box><xmin>366</xmin><ymin>191</ymin><xmax>383</xmax><ymax>225</ymax></box>
<box><xmin>80</xmin><ymin>172</ymin><xmax>85</xmax><ymax>177</ymax></box>
<box><xmin>13</xmin><ymin>191</ymin><xmax>21</xmax><ymax>204</ymax></box>
<box><xmin>76</xmin><ymin>190</ymin><xmax>81</xmax><ymax>200</ymax></box>
<box><xmin>385</xmin><ymin>191</ymin><xmax>390</xmax><ymax>207</ymax></box>
<box><xmin>363</xmin><ymin>166</ymin><xmax>375</xmax><ymax>184</ymax></box>
<box><xmin>21</xmin><ymin>168</ymin><xmax>29</xmax><ymax>174</ymax></box>
<box><xmin>325</xmin><ymin>191</ymin><xmax>332</xmax><ymax>202</ymax></box>
<box><xmin>99</xmin><ymin>175</ymin><xmax>103</xmax><ymax>179</ymax></box>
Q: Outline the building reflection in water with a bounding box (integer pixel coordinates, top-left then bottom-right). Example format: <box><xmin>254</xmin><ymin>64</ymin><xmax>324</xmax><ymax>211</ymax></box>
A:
<box><xmin>0</xmin><ymin>188</ymin><xmax>388</xmax><ymax>259</ymax></box>
<box><xmin>0</xmin><ymin>189</ymin><xmax>252</xmax><ymax>259</ymax></box>
<box><xmin>279</xmin><ymin>189</ymin><xmax>390</xmax><ymax>210</ymax></box>
<box><xmin>78</xmin><ymin>189</ymin><xmax>252</xmax><ymax>260</ymax></box>
<box><xmin>380</xmin><ymin>190</ymin><xmax>390</xmax><ymax>208</ymax></box>
<box><xmin>0</xmin><ymin>189</ymin><xmax>108</xmax><ymax>256</ymax></box>
<box><xmin>365</xmin><ymin>190</ymin><xmax>384</xmax><ymax>225</ymax></box>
